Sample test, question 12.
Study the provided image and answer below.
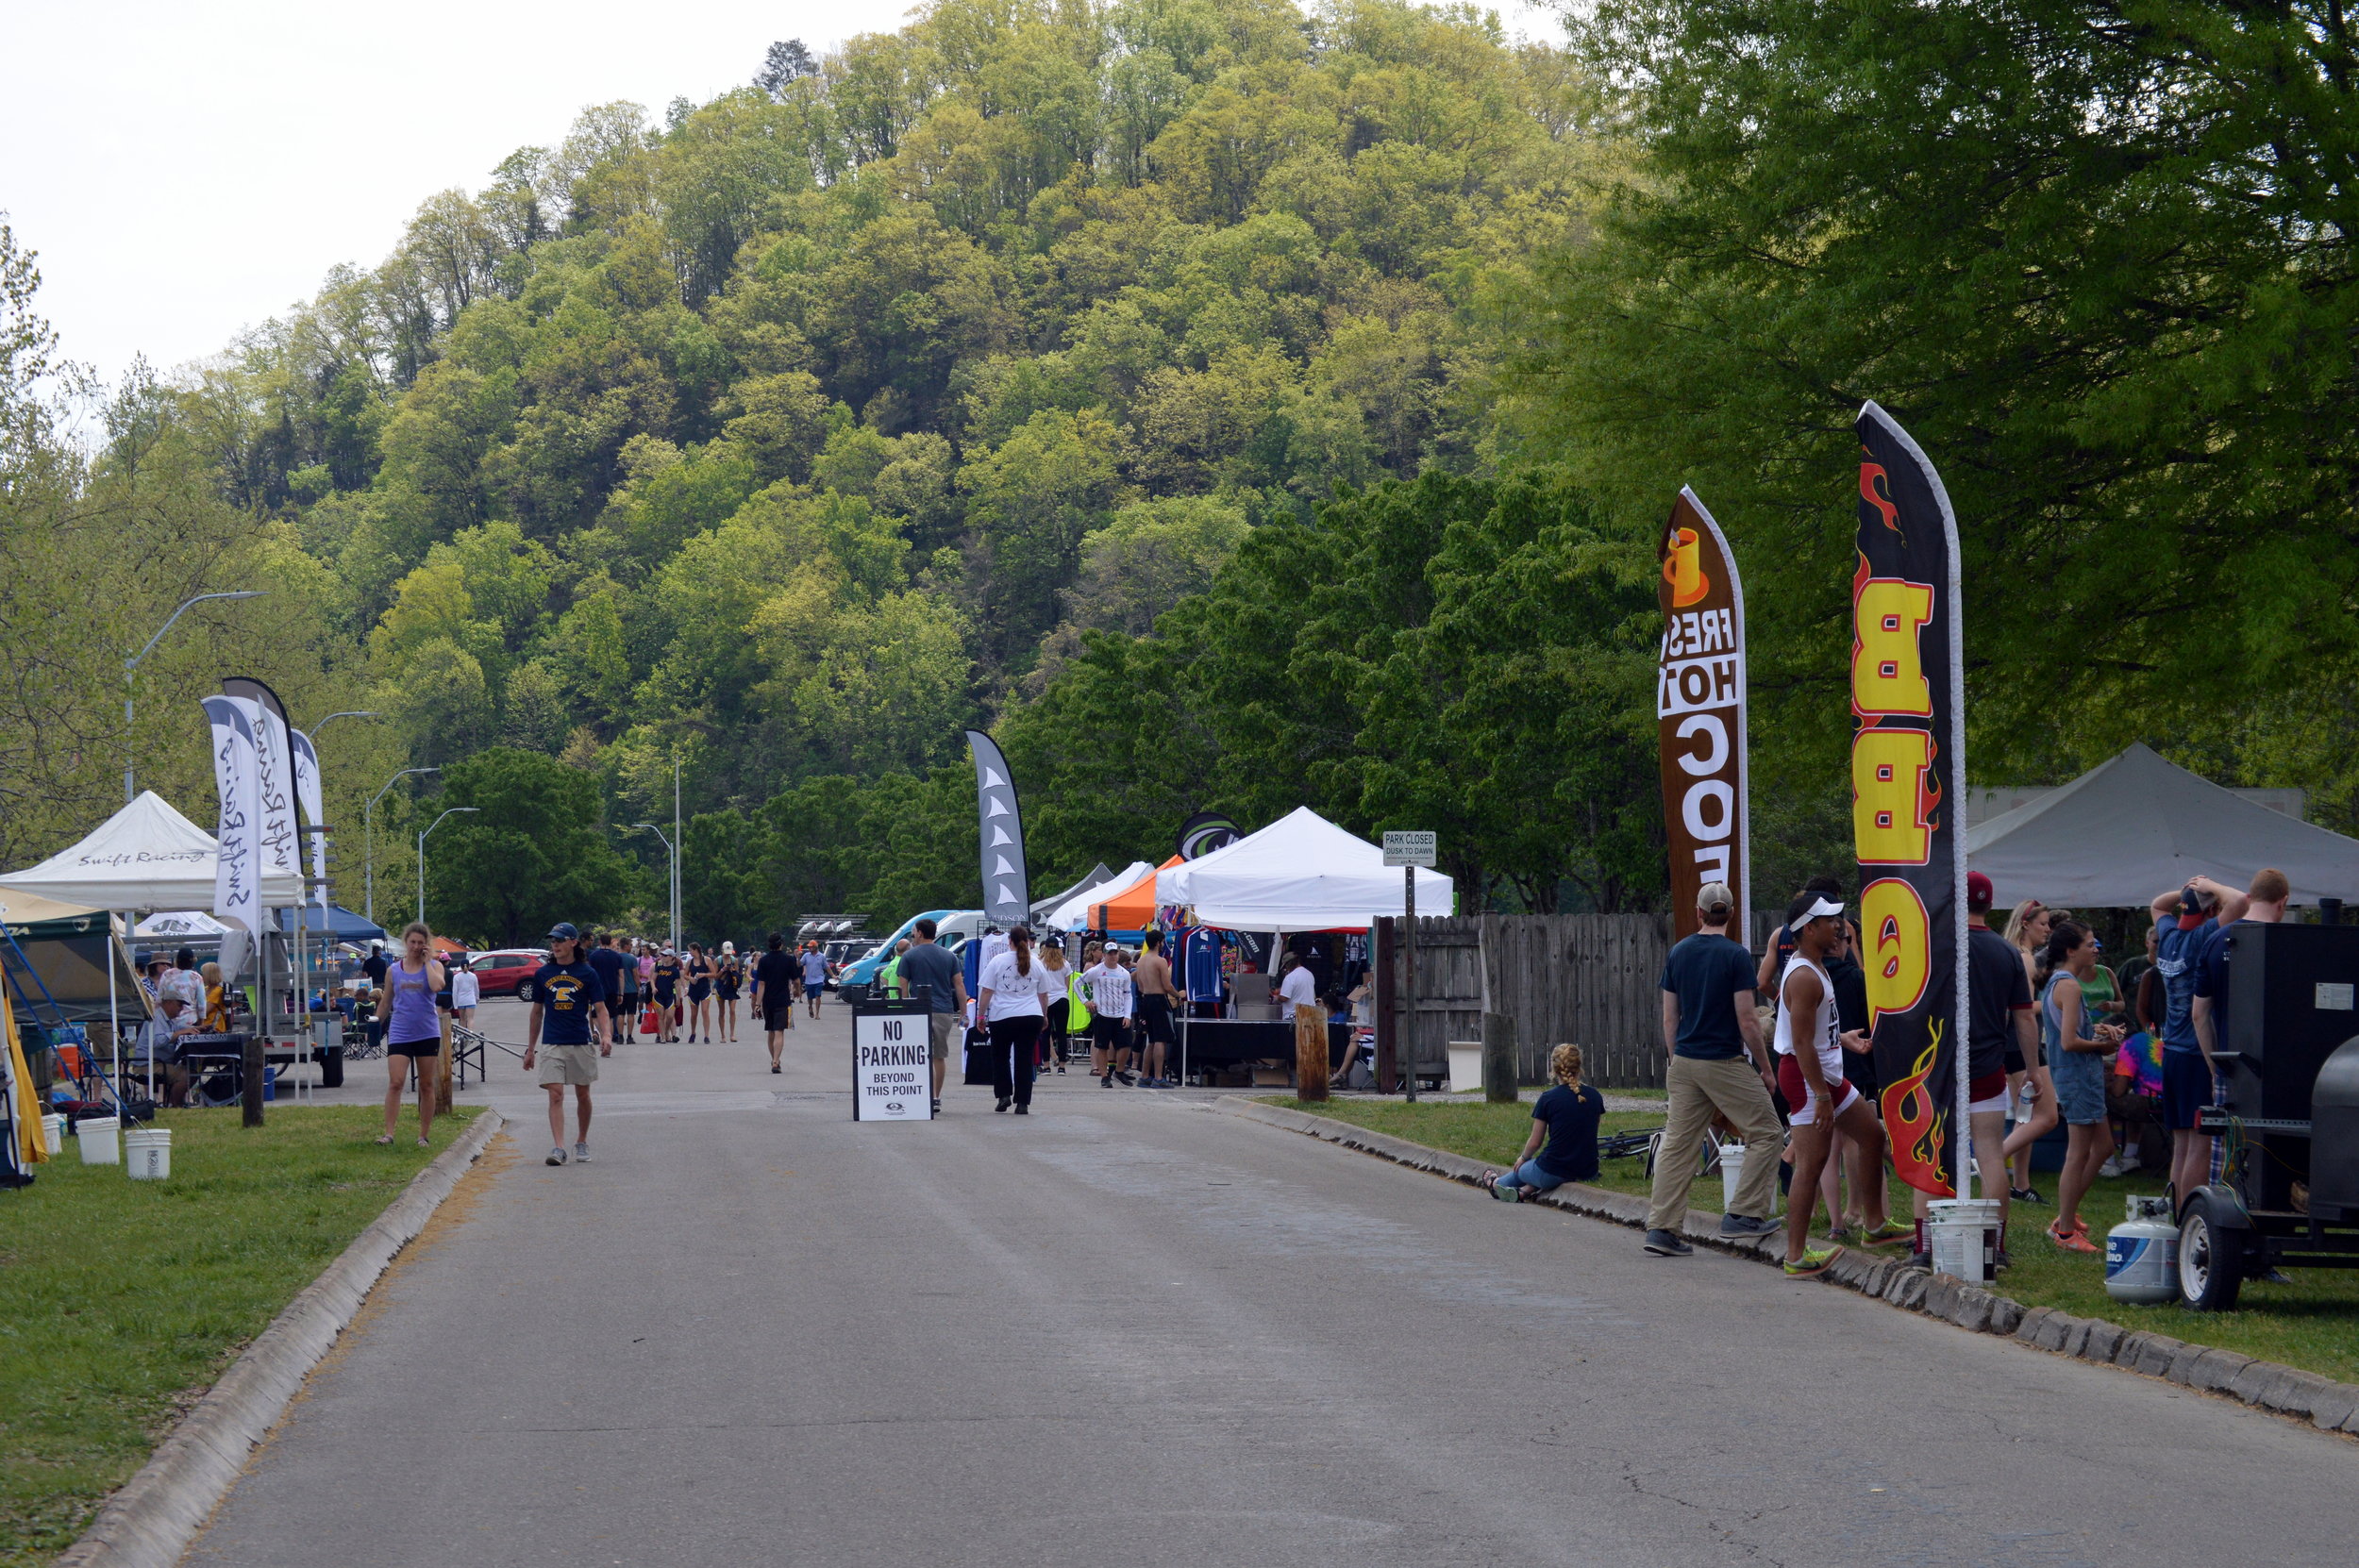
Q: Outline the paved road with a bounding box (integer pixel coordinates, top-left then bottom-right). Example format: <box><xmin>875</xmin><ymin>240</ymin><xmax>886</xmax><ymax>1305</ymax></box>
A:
<box><xmin>189</xmin><ymin>999</ymin><xmax>2351</xmax><ymax>1566</ymax></box>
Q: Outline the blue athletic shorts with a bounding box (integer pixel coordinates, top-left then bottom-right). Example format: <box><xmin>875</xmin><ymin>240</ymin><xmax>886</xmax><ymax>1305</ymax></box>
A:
<box><xmin>2160</xmin><ymin>1048</ymin><xmax>2213</xmax><ymax>1131</ymax></box>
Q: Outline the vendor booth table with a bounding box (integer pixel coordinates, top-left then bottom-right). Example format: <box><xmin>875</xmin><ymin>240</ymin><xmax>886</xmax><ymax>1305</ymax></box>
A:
<box><xmin>1156</xmin><ymin>808</ymin><xmax>1453</xmax><ymax>1089</ymax></box>
<box><xmin>1177</xmin><ymin>1017</ymin><xmax>1352</xmax><ymax>1084</ymax></box>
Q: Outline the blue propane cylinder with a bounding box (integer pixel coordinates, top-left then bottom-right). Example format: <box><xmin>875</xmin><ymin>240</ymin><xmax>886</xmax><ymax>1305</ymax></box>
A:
<box><xmin>2104</xmin><ymin>1194</ymin><xmax>2179</xmax><ymax>1305</ymax></box>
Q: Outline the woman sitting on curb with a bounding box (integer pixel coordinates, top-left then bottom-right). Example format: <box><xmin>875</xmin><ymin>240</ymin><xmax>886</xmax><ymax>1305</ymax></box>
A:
<box><xmin>1482</xmin><ymin>1043</ymin><xmax>1605</xmax><ymax>1202</ymax></box>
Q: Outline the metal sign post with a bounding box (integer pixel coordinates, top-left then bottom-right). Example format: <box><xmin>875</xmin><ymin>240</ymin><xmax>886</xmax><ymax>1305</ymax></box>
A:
<box><xmin>1383</xmin><ymin>833</ymin><xmax>1436</xmax><ymax>1102</ymax></box>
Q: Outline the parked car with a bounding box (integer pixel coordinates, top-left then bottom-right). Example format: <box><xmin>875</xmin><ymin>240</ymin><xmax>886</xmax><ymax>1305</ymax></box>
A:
<box><xmin>838</xmin><ymin>909</ymin><xmax>986</xmax><ymax>1002</ymax></box>
<box><xmin>470</xmin><ymin>948</ymin><xmax>551</xmax><ymax>999</ymax></box>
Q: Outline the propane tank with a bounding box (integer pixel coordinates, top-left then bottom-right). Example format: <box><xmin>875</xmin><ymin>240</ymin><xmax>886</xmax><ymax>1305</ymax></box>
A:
<box><xmin>2104</xmin><ymin>1194</ymin><xmax>2180</xmax><ymax>1305</ymax></box>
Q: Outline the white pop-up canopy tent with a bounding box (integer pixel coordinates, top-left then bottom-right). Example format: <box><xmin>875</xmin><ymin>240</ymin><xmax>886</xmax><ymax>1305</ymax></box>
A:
<box><xmin>1044</xmin><ymin>860</ymin><xmax>1151</xmax><ymax>929</ymax></box>
<box><xmin>0</xmin><ymin>790</ymin><xmax>300</xmax><ymax>911</ymax></box>
<box><xmin>1966</xmin><ymin>742</ymin><xmax>2359</xmax><ymax>908</ymax></box>
<box><xmin>1031</xmin><ymin>861</ymin><xmax>1115</xmax><ymax>926</ymax></box>
<box><xmin>1157</xmin><ymin>807</ymin><xmax>1453</xmax><ymax>930</ymax></box>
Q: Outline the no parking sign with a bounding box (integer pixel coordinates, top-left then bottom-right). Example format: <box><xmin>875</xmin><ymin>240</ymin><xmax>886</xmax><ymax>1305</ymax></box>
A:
<box><xmin>852</xmin><ymin>996</ymin><xmax>934</xmax><ymax>1121</ymax></box>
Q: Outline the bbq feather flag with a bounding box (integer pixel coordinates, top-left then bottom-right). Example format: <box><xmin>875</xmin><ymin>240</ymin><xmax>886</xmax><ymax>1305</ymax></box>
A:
<box><xmin>1852</xmin><ymin>402</ymin><xmax>1970</xmax><ymax>1199</ymax></box>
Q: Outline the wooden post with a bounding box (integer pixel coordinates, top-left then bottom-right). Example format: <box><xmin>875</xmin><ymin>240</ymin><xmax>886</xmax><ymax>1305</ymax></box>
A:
<box><xmin>241</xmin><ymin>1033</ymin><xmax>264</xmax><ymax>1126</ymax></box>
<box><xmin>1296</xmin><ymin>999</ymin><xmax>1329</xmax><ymax>1102</ymax></box>
<box><xmin>1482</xmin><ymin>1010</ymin><xmax>1517</xmax><ymax>1103</ymax></box>
<box><xmin>434</xmin><ymin>990</ymin><xmax>455</xmax><ymax>1114</ymax></box>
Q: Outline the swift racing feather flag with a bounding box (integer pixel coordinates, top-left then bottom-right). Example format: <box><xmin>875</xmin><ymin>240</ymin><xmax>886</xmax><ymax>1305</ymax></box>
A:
<box><xmin>221</xmin><ymin>676</ymin><xmax>298</xmax><ymax>904</ymax></box>
<box><xmin>1852</xmin><ymin>402</ymin><xmax>1969</xmax><ymax>1199</ymax></box>
<box><xmin>202</xmin><ymin>694</ymin><xmax>261</xmax><ymax>937</ymax></box>
<box><xmin>964</xmin><ymin>730</ymin><xmax>1030</xmax><ymax>926</ymax></box>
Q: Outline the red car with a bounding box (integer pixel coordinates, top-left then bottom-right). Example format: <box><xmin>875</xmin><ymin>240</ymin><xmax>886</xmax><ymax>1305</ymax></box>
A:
<box><xmin>467</xmin><ymin>949</ymin><xmax>551</xmax><ymax>1000</ymax></box>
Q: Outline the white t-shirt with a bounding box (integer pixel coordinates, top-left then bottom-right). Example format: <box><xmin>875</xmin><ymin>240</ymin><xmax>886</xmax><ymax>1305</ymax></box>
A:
<box><xmin>451</xmin><ymin>970</ymin><xmax>480</xmax><ymax>1009</ymax></box>
<box><xmin>1083</xmin><ymin>961</ymin><xmax>1132</xmax><ymax>1020</ymax></box>
<box><xmin>1279</xmin><ymin>965</ymin><xmax>1318</xmax><ymax>1018</ymax></box>
<box><xmin>979</xmin><ymin>950</ymin><xmax>1058</xmax><ymax>1021</ymax></box>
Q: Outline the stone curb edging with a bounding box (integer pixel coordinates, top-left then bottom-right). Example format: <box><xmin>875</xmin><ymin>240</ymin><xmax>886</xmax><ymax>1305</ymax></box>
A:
<box><xmin>1217</xmin><ymin>1098</ymin><xmax>2359</xmax><ymax>1439</ymax></box>
<box><xmin>53</xmin><ymin>1109</ymin><xmax>510</xmax><ymax>1568</ymax></box>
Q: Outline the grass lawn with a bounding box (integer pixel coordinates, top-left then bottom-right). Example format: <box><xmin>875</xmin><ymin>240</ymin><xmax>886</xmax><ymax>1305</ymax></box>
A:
<box><xmin>1266</xmin><ymin>1095</ymin><xmax>2359</xmax><ymax>1386</ymax></box>
<box><xmin>0</xmin><ymin>1104</ymin><xmax>482</xmax><ymax>1567</ymax></box>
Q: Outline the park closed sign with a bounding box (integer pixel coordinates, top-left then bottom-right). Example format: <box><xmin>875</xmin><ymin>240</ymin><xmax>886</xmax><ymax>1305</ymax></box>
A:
<box><xmin>853</xmin><ymin>1005</ymin><xmax>933</xmax><ymax>1121</ymax></box>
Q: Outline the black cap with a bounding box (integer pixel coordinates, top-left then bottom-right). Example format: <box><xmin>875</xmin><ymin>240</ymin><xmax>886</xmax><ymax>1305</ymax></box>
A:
<box><xmin>546</xmin><ymin>922</ymin><xmax>580</xmax><ymax>944</ymax></box>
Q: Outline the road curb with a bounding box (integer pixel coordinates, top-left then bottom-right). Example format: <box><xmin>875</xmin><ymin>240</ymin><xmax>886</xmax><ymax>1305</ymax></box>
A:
<box><xmin>53</xmin><ymin>1109</ymin><xmax>510</xmax><ymax>1568</ymax></box>
<box><xmin>1217</xmin><ymin>1098</ymin><xmax>2359</xmax><ymax>1438</ymax></box>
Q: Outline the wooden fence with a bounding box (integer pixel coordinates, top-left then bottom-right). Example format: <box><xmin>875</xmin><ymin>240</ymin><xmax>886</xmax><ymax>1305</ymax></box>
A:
<box><xmin>1377</xmin><ymin>912</ymin><xmax>1674</xmax><ymax>1090</ymax></box>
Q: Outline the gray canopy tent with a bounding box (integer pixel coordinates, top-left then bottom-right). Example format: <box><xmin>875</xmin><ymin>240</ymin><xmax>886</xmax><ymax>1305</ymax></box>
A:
<box><xmin>1966</xmin><ymin>743</ymin><xmax>2359</xmax><ymax>908</ymax></box>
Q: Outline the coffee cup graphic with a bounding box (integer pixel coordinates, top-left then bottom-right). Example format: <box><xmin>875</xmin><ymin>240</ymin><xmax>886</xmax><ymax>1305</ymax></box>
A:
<box><xmin>1663</xmin><ymin>525</ymin><xmax>1709</xmax><ymax>607</ymax></box>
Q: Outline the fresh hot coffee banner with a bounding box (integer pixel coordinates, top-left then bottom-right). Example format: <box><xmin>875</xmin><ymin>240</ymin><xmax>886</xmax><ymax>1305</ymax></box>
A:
<box><xmin>1656</xmin><ymin>486</ymin><xmax>1748</xmax><ymax>942</ymax></box>
<box><xmin>1852</xmin><ymin>402</ymin><xmax>1967</xmax><ymax>1199</ymax></box>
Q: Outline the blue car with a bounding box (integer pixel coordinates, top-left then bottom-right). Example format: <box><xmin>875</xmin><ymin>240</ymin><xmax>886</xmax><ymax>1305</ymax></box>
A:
<box><xmin>838</xmin><ymin>909</ymin><xmax>986</xmax><ymax>1001</ymax></box>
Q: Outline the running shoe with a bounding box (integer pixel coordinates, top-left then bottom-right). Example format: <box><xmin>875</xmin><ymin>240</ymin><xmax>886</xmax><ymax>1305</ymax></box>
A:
<box><xmin>1782</xmin><ymin>1245</ymin><xmax>1843</xmax><ymax>1276</ymax></box>
<box><xmin>2010</xmin><ymin>1186</ymin><xmax>2046</xmax><ymax>1204</ymax></box>
<box><xmin>1643</xmin><ymin>1229</ymin><xmax>1693</xmax><ymax>1257</ymax></box>
<box><xmin>2098</xmin><ymin>1155</ymin><xmax>2131</xmax><ymax>1178</ymax></box>
<box><xmin>2047</xmin><ymin>1221</ymin><xmax>2099</xmax><ymax>1254</ymax></box>
<box><xmin>929</xmin><ymin>1098</ymin><xmax>941</xmax><ymax>1115</ymax></box>
<box><xmin>1720</xmin><ymin>1213</ymin><xmax>1779</xmax><ymax>1237</ymax></box>
<box><xmin>1858</xmin><ymin>1220</ymin><xmax>1914</xmax><ymax>1246</ymax></box>
<box><xmin>545</xmin><ymin>1146</ymin><xmax>567</xmax><ymax>1166</ymax></box>
<box><xmin>574</xmin><ymin>1143</ymin><xmax>591</xmax><ymax>1164</ymax></box>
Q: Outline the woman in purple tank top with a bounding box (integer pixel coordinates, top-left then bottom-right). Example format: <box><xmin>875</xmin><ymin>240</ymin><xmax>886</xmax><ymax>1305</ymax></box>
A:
<box><xmin>376</xmin><ymin>921</ymin><xmax>449</xmax><ymax>1146</ymax></box>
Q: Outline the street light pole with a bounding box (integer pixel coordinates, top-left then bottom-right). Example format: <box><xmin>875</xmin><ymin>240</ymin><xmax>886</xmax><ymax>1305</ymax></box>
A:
<box><xmin>632</xmin><ymin>824</ymin><xmax>677</xmax><ymax>952</ymax></box>
<box><xmin>364</xmin><ymin>766</ymin><xmax>439</xmax><ymax>925</ymax></box>
<box><xmin>417</xmin><ymin>807</ymin><xmax>478</xmax><ymax>928</ymax></box>
<box><xmin>125</xmin><ymin>590</ymin><xmax>265</xmax><ymax>804</ymax></box>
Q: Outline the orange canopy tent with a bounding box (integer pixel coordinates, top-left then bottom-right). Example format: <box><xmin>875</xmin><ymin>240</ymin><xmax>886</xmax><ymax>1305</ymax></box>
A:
<box><xmin>1088</xmin><ymin>856</ymin><xmax>1183</xmax><ymax>931</ymax></box>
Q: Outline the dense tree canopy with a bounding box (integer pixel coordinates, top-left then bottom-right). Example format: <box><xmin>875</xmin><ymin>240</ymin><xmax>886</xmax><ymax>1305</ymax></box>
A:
<box><xmin>12</xmin><ymin>0</ymin><xmax>2359</xmax><ymax>943</ymax></box>
<box><xmin>1507</xmin><ymin>0</ymin><xmax>2359</xmax><ymax>835</ymax></box>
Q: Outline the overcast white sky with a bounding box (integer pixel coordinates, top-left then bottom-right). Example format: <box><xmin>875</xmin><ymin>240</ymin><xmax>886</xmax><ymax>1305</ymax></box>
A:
<box><xmin>0</xmin><ymin>1</ymin><xmax>1566</xmax><ymax>390</ymax></box>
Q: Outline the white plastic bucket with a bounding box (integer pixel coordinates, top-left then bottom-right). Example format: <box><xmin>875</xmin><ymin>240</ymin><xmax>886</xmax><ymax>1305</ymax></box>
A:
<box><xmin>124</xmin><ymin>1127</ymin><xmax>173</xmax><ymax>1181</ymax></box>
<box><xmin>1446</xmin><ymin>1043</ymin><xmax>1483</xmax><ymax>1093</ymax></box>
<box><xmin>75</xmin><ymin>1115</ymin><xmax>121</xmax><ymax>1166</ymax></box>
<box><xmin>1929</xmin><ymin>1196</ymin><xmax>2002</xmax><ymax>1284</ymax></box>
<box><xmin>40</xmin><ymin>1113</ymin><xmax>63</xmax><ymax>1157</ymax></box>
<box><xmin>1719</xmin><ymin>1143</ymin><xmax>1748</xmax><ymax>1211</ymax></box>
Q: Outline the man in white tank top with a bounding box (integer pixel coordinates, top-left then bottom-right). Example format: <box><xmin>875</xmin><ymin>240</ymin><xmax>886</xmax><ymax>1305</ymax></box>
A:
<box><xmin>1777</xmin><ymin>896</ymin><xmax>1891</xmax><ymax>1275</ymax></box>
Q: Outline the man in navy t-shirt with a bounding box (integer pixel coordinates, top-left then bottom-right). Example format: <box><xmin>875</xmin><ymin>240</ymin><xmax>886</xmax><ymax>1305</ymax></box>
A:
<box><xmin>2191</xmin><ymin>868</ymin><xmax>2285</xmax><ymax>1192</ymax></box>
<box><xmin>2149</xmin><ymin>874</ymin><xmax>2250</xmax><ymax>1205</ymax></box>
<box><xmin>1643</xmin><ymin>881</ymin><xmax>1782</xmax><ymax>1257</ymax></box>
<box><xmin>523</xmin><ymin>923</ymin><xmax>609</xmax><ymax>1168</ymax></box>
<box><xmin>586</xmin><ymin>932</ymin><xmax>630</xmax><ymax>1049</ymax></box>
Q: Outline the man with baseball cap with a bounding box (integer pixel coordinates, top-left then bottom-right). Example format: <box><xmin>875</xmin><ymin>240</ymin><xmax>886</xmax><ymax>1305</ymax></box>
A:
<box><xmin>1645</xmin><ymin>880</ymin><xmax>1783</xmax><ymax>1257</ymax></box>
<box><xmin>2151</xmin><ymin>873</ymin><xmax>2251</xmax><ymax>1206</ymax></box>
<box><xmin>1930</xmin><ymin>871</ymin><xmax>2041</xmax><ymax>1264</ymax></box>
<box><xmin>523</xmin><ymin>923</ymin><xmax>610</xmax><ymax>1167</ymax></box>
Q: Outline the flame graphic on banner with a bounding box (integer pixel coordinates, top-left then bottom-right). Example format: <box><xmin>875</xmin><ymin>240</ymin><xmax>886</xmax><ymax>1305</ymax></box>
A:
<box><xmin>1860</xmin><ymin>460</ymin><xmax>1901</xmax><ymax>533</ymax></box>
<box><xmin>1880</xmin><ymin>1026</ymin><xmax>1955</xmax><ymax>1197</ymax></box>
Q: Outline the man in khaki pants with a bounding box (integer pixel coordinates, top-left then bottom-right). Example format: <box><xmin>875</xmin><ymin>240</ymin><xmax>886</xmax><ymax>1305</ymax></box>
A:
<box><xmin>1644</xmin><ymin>881</ymin><xmax>1783</xmax><ymax>1256</ymax></box>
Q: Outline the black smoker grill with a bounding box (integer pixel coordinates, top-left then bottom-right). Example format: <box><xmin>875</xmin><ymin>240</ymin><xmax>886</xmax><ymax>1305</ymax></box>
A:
<box><xmin>2179</xmin><ymin>922</ymin><xmax>2359</xmax><ymax>1309</ymax></box>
